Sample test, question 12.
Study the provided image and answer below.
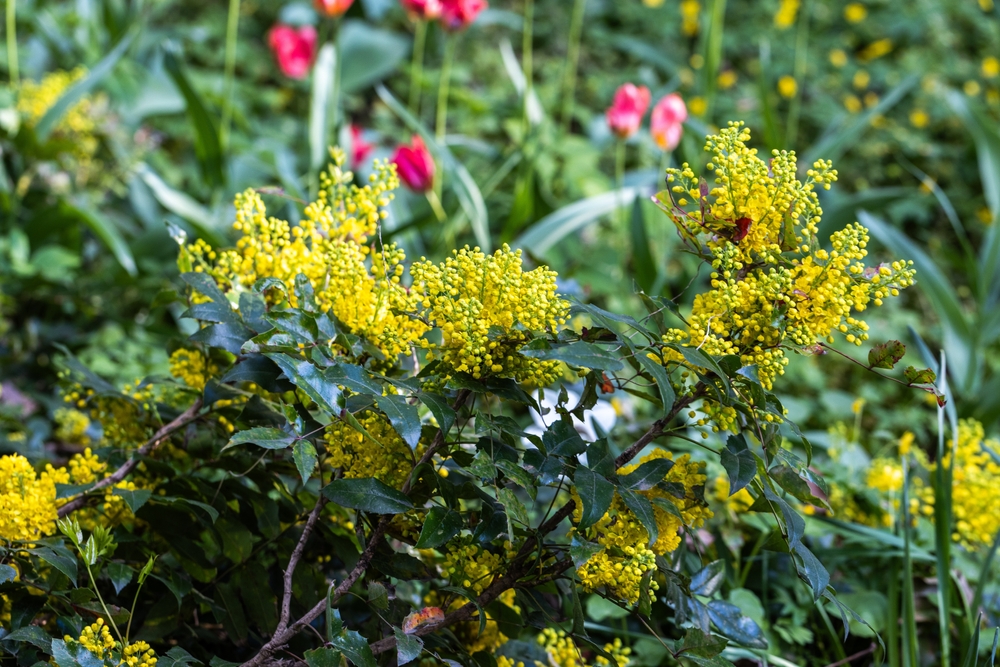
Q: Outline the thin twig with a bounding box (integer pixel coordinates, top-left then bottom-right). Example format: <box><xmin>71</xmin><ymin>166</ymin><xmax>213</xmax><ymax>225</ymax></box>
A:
<box><xmin>58</xmin><ymin>399</ymin><xmax>204</xmax><ymax>518</ymax></box>
<box><xmin>277</xmin><ymin>496</ymin><xmax>328</xmax><ymax>633</ymax></box>
<box><xmin>822</xmin><ymin>643</ymin><xmax>876</xmax><ymax>667</ymax></box>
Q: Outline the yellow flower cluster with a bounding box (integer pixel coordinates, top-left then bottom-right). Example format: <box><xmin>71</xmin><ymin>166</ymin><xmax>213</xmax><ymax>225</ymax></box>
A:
<box><xmin>713</xmin><ymin>475</ymin><xmax>754</xmax><ymax>513</ymax></box>
<box><xmin>660</xmin><ymin>123</ymin><xmax>916</xmax><ymax>390</ymax></box>
<box><xmin>55</xmin><ymin>408</ymin><xmax>92</xmax><ymax>445</ymax></box>
<box><xmin>575</xmin><ymin>450</ymin><xmax>712</xmax><ymax>602</ymax></box>
<box><xmin>867</xmin><ymin>458</ymin><xmax>904</xmax><ymax>494</ymax></box>
<box><xmin>64</xmin><ymin>379</ymin><xmax>155</xmax><ymax>448</ymax></box>
<box><xmin>182</xmin><ymin>156</ymin><xmax>427</xmax><ymax>359</ymax></box>
<box><xmin>68</xmin><ymin>619</ymin><xmax>157</xmax><ymax>667</ymax></box>
<box><xmin>410</xmin><ymin>245</ymin><xmax>568</xmax><ymax>384</ymax></box>
<box><xmin>169</xmin><ymin>349</ymin><xmax>215</xmax><ymax>390</ymax></box>
<box><xmin>17</xmin><ymin>68</ymin><xmax>100</xmax><ymax>164</ymax></box>
<box><xmin>324</xmin><ymin>411</ymin><xmax>423</xmax><ymax>489</ymax></box>
<box><xmin>434</xmin><ymin>588</ymin><xmax>520</xmax><ymax>654</ymax></box>
<box><xmin>0</xmin><ymin>454</ymin><xmax>62</xmax><ymax>541</ymax></box>
<box><xmin>920</xmin><ymin>420</ymin><xmax>1000</xmax><ymax>548</ymax></box>
<box><xmin>441</xmin><ymin>541</ymin><xmax>505</xmax><ymax>594</ymax></box>
<box><xmin>774</xmin><ymin>0</ymin><xmax>800</xmax><ymax>28</ymax></box>
<box><xmin>536</xmin><ymin>629</ymin><xmax>631</xmax><ymax>667</ymax></box>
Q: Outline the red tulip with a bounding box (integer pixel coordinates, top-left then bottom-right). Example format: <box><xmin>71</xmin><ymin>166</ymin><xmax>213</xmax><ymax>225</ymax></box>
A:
<box><xmin>439</xmin><ymin>0</ymin><xmax>488</xmax><ymax>31</ymax></box>
<box><xmin>400</xmin><ymin>0</ymin><xmax>443</xmax><ymax>19</ymax></box>
<box><xmin>650</xmin><ymin>93</ymin><xmax>687</xmax><ymax>151</ymax></box>
<box><xmin>315</xmin><ymin>0</ymin><xmax>354</xmax><ymax>15</ymax></box>
<box><xmin>605</xmin><ymin>83</ymin><xmax>651</xmax><ymax>139</ymax></box>
<box><xmin>392</xmin><ymin>135</ymin><xmax>435</xmax><ymax>192</ymax></box>
<box><xmin>350</xmin><ymin>125</ymin><xmax>374</xmax><ymax>169</ymax></box>
<box><xmin>267</xmin><ymin>25</ymin><xmax>317</xmax><ymax>79</ymax></box>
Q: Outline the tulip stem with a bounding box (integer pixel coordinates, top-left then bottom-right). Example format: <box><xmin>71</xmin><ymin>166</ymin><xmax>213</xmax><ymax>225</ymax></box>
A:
<box><xmin>559</xmin><ymin>0</ymin><xmax>586</xmax><ymax>132</ymax></box>
<box><xmin>434</xmin><ymin>34</ymin><xmax>456</xmax><ymax>200</ymax></box>
<box><xmin>409</xmin><ymin>19</ymin><xmax>427</xmax><ymax>115</ymax></box>
<box><xmin>615</xmin><ymin>139</ymin><xmax>626</xmax><ymax>227</ymax></box>
<box><xmin>522</xmin><ymin>0</ymin><xmax>534</xmax><ymax>135</ymax></box>
<box><xmin>426</xmin><ymin>188</ymin><xmax>447</xmax><ymax>223</ymax></box>
<box><xmin>435</xmin><ymin>35</ymin><xmax>455</xmax><ymax>144</ymax></box>
<box><xmin>220</xmin><ymin>0</ymin><xmax>241</xmax><ymax>151</ymax></box>
<box><xmin>6</xmin><ymin>0</ymin><xmax>17</xmax><ymax>85</ymax></box>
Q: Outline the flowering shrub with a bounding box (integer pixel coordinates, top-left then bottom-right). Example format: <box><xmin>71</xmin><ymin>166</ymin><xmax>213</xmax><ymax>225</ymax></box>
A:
<box><xmin>0</xmin><ymin>130</ymin><xmax>939</xmax><ymax>667</ymax></box>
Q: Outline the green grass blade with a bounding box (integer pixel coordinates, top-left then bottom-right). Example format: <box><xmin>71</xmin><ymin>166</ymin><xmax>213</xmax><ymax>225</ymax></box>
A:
<box><xmin>67</xmin><ymin>198</ymin><xmax>137</xmax><ymax>276</ymax></box>
<box><xmin>135</xmin><ymin>163</ymin><xmax>226</xmax><ymax>247</ymax></box>
<box><xmin>901</xmin><ymin>457</ymin><xmax>919</xmax><ymax>667</ymax></box>
<box><xmin>36</xmin><ymin>28</ymin><xmax>137</xmax><ymax>141</ymax></box>
<box><xmin>970</xmin><ymin>530</ymin><xmax>1000</xmax><ymax>632</ymax></box>
<box><xmin>802</xmin><ymin>75</ymin><xmax>916</xmax><ymax>166</ymax></box>
<box><xmin>933</xmin><ymin>352</ymin><xmax>954</xmax><ymax>667</ymax></box>
<box><xmin>309</xmin><ymin>43</ymin><xmax>337</xmax><ymax>175</ymax></box>
<box><xmin>163</xmin><ymin>50</ymin><xmax>225</xmax><ymax>189</ymax></box>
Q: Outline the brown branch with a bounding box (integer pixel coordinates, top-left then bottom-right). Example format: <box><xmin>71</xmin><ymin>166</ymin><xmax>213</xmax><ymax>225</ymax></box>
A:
<box><xmin>57</xmin><ymin>399</ymin><xmax>204</xmax><ymax>518</ymax></box>
<box><xmin>277</xmin><ymin>496</ymin><xmax>328</xmax><ymax>633</ymax></box>
<box><xmin>401</xmin><ymin>388</ymin><xmax>470</xmax><ymax>495</ymax></box>
<box><xmin>241</xmin><ymin>518</ymin><xmax>391</xmax><ymax>667</ymax></box>
<box><xmin>822</xmin><ymin>643</ymin><xmax>876</xmax><ymax>667</ymax></box>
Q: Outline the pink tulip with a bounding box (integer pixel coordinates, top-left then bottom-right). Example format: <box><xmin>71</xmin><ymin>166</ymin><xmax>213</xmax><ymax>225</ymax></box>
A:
<box><xmin>315</xmin><ymin>0</ymin><xmax>354</xmax><ymax>15</ymax></box>
<box><xmin>400</xmin><ymin>0</ymin><xmax>443</xmax><ymax>19</ymax></box>
<box><xmin>439</xmin><ymin>0</ymin><xmax>488</xmax><ymax>31</ymax></box>
<box><xmin>650</xmin><ymin>93</ymin><xmax>687</xmax><ymax>151</ymax></box>
<box><xmin>350</xmin><ymin>125</ymin><xmax>374</xmax><ymax>169</ymax></box>
<box><xmin>606</xmin><ymin>83</ymin><xmax>651</xmax><ymax>139</ymax></box>
<box><xmin>267</xmin><ymin>25</ymin><xmax>317</xmax><ymax>79</ymax></box>
<box><xmin>392</xmin><ymin>135</ymin><xmax>435</xmax><ymax>192</ymax></box>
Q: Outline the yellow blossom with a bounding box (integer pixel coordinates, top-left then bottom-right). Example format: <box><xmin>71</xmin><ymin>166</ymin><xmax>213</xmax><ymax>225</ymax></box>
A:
<box><xmin>853</xmin><ymin>70</ymin><xmax>870</xmax><ymax>90</ymax></box>
<box><xmin>777</xmin><ymin>75</ymin><xmax>797</xmax><ymax>98</ymax></box>
<box><xmin>859</xmin><ymin>39</ymin><xmax>892</xmax><ymax>62</ymax></box>
<box><xmin>688</xmin><ymin>96</ymin><xmax>707</xmax><ymax>116</ymax></box>
<box><xmin>774</xmin><ymin>0</ymin><xmax>800</xmax><ymax>28</ymax></box>
<box><xmin>910</xmin><ymin>110</ymin><xmax>929</xmax><ymax>128</ymax></box>
<box><xmin>537</xmin><ymin>629</ymin><xmax>631</xmax><ymax>667</ymax></box>
<box><xmin>844</xmin><ymin>3</ymin><xmax>867</xmax><ymax>23</ymax></box>
<box><xmin>829</xmin><ymin>49</ymin><xmax>848</xmax><ymax>68</ymax></box>
<box><xmin>983</xmin><ymin>57</ymin><xmax>1000</xmax><ymax>78</ymax></box>
<box><xmin>680</xmin><ymin>0</ymin><xmax>700</xmax><ymax>35</ymax></box>
<box><xmin>324</xmin><ymin>411</ymin><xmax>425</xmax><ymax>489</ymax></box>
<box><xmin>844</xmin><ymin>95</ymin><xmax>863</xmax><ymax>113</ymax></box>
<box><xmin>718</xmin><ymin>70</ymin><xmax>738</xmax><ymax>89</ymax></box>
<box><xmin>965</xmin><ymin>80</ymin><xmax>982</xmax><ymax>96</ymax></box>
<box><xmin>169</xmin><ymin>348</ymin><xmax>215</xmax><ymax>390</ymax></box>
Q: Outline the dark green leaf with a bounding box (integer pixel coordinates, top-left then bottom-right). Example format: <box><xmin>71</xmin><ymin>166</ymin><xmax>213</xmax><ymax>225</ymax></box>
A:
<box><xmin>331</xmin><ymin>629</ymin><xmax>378</xmax><ymax>667</ymax></box>
<box><xmin>769</xmin><ymin>466</ymin><xmax>826</xmax><ymax>509</ymax></box>
<box><xmin>690</xmin><ymin>560</ymin><xmax>726</xmax><ymax>597</ymax></box>
<box><xmin>415</xmin><ymin>507</ymin><xmax>464</xmax><ymax>549</ymax></box>
<box><xmin>903</xmin><ymin>366</ymin><xmax>936</xmax><ymax>384</ymax></box>
<box><xmin>190</xmin><ymin>322</ymin><xmax>255</xmax><ymax>354</ymax></box>
<box><xmin>294</xmin><ymin>441</ymin><xmax>318</xmax><ymax>482</ymax></box>
<box><xmin>630</xmin><ymin>198</ymin><xmax>657</xmax><ymax>293</ymax></box>
<box><xmin>106</xmin><ymin>562</ymin><xmax>134</xmax><ymax>594</ymax></box>
<box><xmin>675</xmin><ymin>628</ymin><xmax>729</xmax><ymax>658</ymax></box>
<box><xmin>51</xmin><ymin>638</ymin><xmax>104</xmax><ymax>667</ymax></box>
<box><xmin>520</xmin><ymin>340</ymin><xmax>625</xmax><ymax>372</ymax></box>
<box><xmin>378</xmin><ymin>394</ymin><xmax>421</xmax><ymax>449</ymax></box>
<box><xmin>266</xmin><ymin>354</ymin><xmax>342</xmax><ymax>414</ymax></box>
<box><xmin>322</xmin><ymin>478</ymin><xmax>414</xmax><ymax>514</ymax></box>
<box><xmin>867</xmin><ymin>340</ymin><xmax>906</xmax><ymax>370</ymax></box>
<box><xmin>620</xmin><ymin>488</ymin><xmax>658</xmax><ymax>547</ymax></box>
<box><xmin>227</xmin><ymin>427</ymin><xmax>295</xmax><ymax>450</ymax></box>
<box><xmin>393</xmin><ymin>628</ymin><xmax>424</xmax><ymax>665</ymax></box>
<box><xmin>706</xmin><ymin>600</ymin><xmax>767</xmax><ymax>648</ymax></box>
<box><xmin>570</xmin><ymin>535</ymin><xmax>604</xmax><ymax>568</ymax></box>
<box><xmin>327</xmin><ymin>364</ymin><xmax>383</xmax><ymax>396</ymax></box>
<box><xmin>618</xmin><ymin>458</ymin><xmax>674</xmax><ymax>491</ymax></box>
<box><xmin>498</xmin><ymin>488</ymin><xmax>530</xmax><ymax>526</ymax></box>
<box><xmin>29</xmin><ymin>544</ymin><xmax>78</xmax><ymax>585</ymax></box>
<box><xmin>418</xmin><ymin>391</ymin><xmax>457</xmax><ymax>434</ymax></box>
<box><xmin>305</xmin><ymin>648</ymin><xmax>342</xmax><ymax>667</ymax></box>
<box><xmin>65</xmin><ymin>199</ymin><xmax>137</xmax><ymax>276</ymax></box>
<box><xmin>3</xmin><ymin>626</ymin><xmax>53</xmax><ymax>653</ymax></box>
<box><xmin>574</xmin><ymin>466</ymin><xmax>615</xmax><ymax>530</ymax></box>
<box><xmin>720</xmin><ymin>434</ymin><xmax>756</xmax><ymax>496</ymax></box>
<box><xmin>636</xmin><ymin>351</ymin><xmax>677</xmax><ymax>415</ymax></box>
<box><xmin>544</xmin><ymin>420</ymin><xmax>588</xmax><ymax>457</ymax></box>
<box><xmin>586</xmin><ymin>439</ymin><xmax>616</xmax><ymax>478</ymax></box>
<box><xmin>495</xmin><ymin>459</ymin><xmax>536</xmax><ymax>499</ymax></box>
<box><xmin>793</xmin><ymin>543</ymin><xmax>829</xmax><ymax>600</ymax></box>
<box><xmin>368</xmin><ymin>582</ymin><xmax>389</xmax><ymax>610</ymax></box>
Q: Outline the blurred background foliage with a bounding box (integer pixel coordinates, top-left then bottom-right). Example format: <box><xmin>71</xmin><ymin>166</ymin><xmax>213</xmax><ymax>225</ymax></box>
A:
<box><xmin>3</xmin><ymin>0</ymin><xmax>1000</xmax><ymax>664</ymax></box>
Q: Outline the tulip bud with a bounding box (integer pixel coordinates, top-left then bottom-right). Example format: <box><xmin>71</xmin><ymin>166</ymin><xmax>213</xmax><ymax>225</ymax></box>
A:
<box><xmin>267</xmin><ymin>25</ymin><xmax>317</xmax><ymax>79</ymax></box>
<box><xmin>392</xmin><ymin>135</ymin><xmax>435</xmax><ymax>192</ymax></box>
<box><xmin>439</xmin><ymin>0</ymin><xmax>488</xmax><ymax>31</ymax></box>
<box><xmin>315</xmin><ymin>0</ymin><xmax>354</xmax><ymax>16</ymax></box>
<box><xmin>350</xmin><ymin>125</ymin><xmax>374</xmax><ymax>170</ymax></box>
<box><xmin>400</xmin><ymin>0</ymin><xmax>443</xmax><ymax>19</ymax></box>
<box><xmin>650</xmin><ymin>93</ymin><xmax>687</xmax><ymax>151</ymax></box>
<box><xmin>606</xmin><ymin>83</ymin><xmax>651</xmax><ymax>139</ymax></box>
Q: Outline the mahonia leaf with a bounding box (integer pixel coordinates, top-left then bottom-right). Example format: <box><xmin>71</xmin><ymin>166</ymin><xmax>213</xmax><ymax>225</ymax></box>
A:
<box><xmin>720</xmin><ymin>434</ymin><xmax>756</xmax><ymax>496</ymax></box>
<box><xmin>574</xmin><ymin>465</ymin><xmax>615</xmax><ymax>530</ymax></box>
<box><xmin>394</xmin><ymin>628</ymin><xmax>424</xmax><ymax>665</ymax></box>
<box><xmin>903</xmin><ymin>365</ymin><xmax>936</xmax><ymax>384</ymax></box>
<box><xmin>867</xmin><ymin>340</ymin><xmax>905</xmax><ymax>369</ymax></box>
<box><xmin>415</xmin><ymin>507</ymin><xmax>464</xmax><ymax>549</ymax></box>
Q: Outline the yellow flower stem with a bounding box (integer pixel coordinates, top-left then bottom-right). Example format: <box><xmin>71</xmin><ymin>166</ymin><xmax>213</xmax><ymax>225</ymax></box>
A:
<box><xmin>785</xmin><ymin>0</ymin><xmax>810</xmax><ymax>147</ymax></box>
<box><xmin>6</xmin><ymin>0</ymin><xmax>17</xmax><ymax>85</ymax></box>
<box><xmin>84</xmin><ymin>558</ymin><xmax>125</xmax><ymax>645</ymax></box>
<box><xmin>409</xmin><ymin>19</ymin><xmax>428</xmax><ymax>114</ymax></box>
<box><xmin>560</xmin><ymin>0</ymin><xmax>587</xmax><ymax>132</ymax></box>
<box><xmin>219</xmin><ymin>0</ymin><xmax>241</xmax><ymax>151</ymax></box>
